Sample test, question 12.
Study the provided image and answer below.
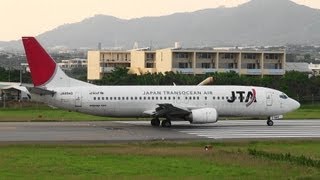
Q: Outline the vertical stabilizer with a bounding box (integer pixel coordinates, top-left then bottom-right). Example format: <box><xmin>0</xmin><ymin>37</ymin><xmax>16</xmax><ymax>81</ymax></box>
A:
<box><xmin>22</xmin><ymin>37</ymin><xmax>94</xmax><ymax>88</ymax></box>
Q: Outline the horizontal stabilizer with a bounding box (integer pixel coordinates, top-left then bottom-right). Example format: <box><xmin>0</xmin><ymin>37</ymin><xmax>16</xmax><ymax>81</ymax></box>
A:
<box><xmin>29</xmin><ymin>87</ymin><xmax>56</xmax><ymax>96</ymax></box>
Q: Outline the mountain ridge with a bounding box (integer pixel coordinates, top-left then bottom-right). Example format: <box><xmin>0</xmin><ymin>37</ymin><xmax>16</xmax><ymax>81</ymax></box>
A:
<box><xmin>2</xmin><ymin>0</ymin><xmax>320</xmax><ymax>49</ymax></box>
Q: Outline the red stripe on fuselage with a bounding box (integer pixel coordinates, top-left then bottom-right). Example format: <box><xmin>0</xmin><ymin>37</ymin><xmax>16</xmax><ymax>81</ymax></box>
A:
<box><xmin>22</xmin><ymin>37</ymin><xmax>56</xmax><ymax>87</ymax></box>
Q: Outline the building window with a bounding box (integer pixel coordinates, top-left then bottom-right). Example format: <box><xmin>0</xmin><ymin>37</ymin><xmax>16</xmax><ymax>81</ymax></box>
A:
<box><xmin>146</xmin><ymin>63</ymin><xmax>154</xmax><ymax>68</ymax></box>
<box><xmin>221</xmin><ymin>53</ymin><xmax>234</xmax><ymax>59</ymax></box>
<box><xmin>179</xmin><ymin>63</ymin><xmax>189</xmax><ymax>68</ymax></box>
<box><xmin>201</xmin><ymin>63</ymin><xmax>211</xmax><ymax>69</ymax></box>
<box><xmin>228</xmin><ymin>63</ymin><xmax>235</xmax><ymax>69</ymax></box>
<box><xmin>247</xmin><ymin>63</ymin><xmax>256</xmax><ymax>69</ymax></box>
<box><xmin>175</xmin><ymin>53</ymin><xmax>189</xmax><ymax>59</ymax></box>
<box><xmin>197</xmin><ymin>53</ymin><xmax>212</xmax><ymax>59</ymax></box>
<box><xmin>244</xmin><ymin>54</ymin><xmax>257</xmax><ymax>59</ymax></box>
<box><xmin>146</xmin><ymin>53</ymin><xmax>154</xmax><ymax>60</ymax></box>
<box><xmin>266</xmin><ymin>54</ymin><xmax>279</xmax><ymax>60</ymax></box>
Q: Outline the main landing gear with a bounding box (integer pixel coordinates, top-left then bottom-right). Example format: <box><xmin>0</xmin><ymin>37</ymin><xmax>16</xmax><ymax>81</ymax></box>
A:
<box><xmin>267</xmin><ymin>117</ymin><xmax>274</xmax><ymax>126</ymax></box>
<box><xmin>151</xmin><ymin>118</ymin><xmax>160</xmax><ymax>127</ymax></box>
<box><xmin>150</xmin><ymin>118</ymin><xmax>171</xmax><ymax>128</ymax></box>
<box><xmin>161</xmin><ymin>119</ymin><xmax>171</xmax><ymax>128</ymax></box>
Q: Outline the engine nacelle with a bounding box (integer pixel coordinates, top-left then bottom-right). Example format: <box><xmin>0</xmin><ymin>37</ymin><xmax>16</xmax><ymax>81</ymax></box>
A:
<box><xmin>188</xmin><ymin>108</ymin><xmax>218</xmax><ymax>124</ymax></box>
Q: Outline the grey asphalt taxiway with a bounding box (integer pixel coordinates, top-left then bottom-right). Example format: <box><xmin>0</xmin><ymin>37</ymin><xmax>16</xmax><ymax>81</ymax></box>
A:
<box><xmin>0</xmin><ymin>120</ymin><xmax>319</xmax><ymax>143</ymax></box>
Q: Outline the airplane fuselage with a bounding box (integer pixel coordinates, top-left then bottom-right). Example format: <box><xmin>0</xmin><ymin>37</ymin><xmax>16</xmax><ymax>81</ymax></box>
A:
<box><xmin>38</xmin><ymin>85</ymin><xmax>298</xmax><ymax>119</ymax></box>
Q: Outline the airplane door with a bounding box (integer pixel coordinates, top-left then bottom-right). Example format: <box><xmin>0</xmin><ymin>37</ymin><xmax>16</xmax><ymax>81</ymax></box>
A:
<box><xmin>75</xmin><ymin>92</ymin><xmax>82</xmax><ymax>107</ymax></box>
<box><xmin>266</xmin><ymin>92</ymin><xmax>272</xmax><ymax>106</ymax></box>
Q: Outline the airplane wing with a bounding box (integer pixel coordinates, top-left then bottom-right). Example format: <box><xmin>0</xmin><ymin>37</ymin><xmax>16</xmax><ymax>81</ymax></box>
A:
<box><xmin>144</xmin><ymin>103</ymin><xmax>191</xmax><ymax>118</ymax></box>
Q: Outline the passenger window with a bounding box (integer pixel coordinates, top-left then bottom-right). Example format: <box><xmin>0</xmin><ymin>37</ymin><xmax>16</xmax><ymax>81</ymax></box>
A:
<box><xmin>173</xmin><ymin>97</ymin><xmax>175</xmax><ymax>100</ymax></box>
<box><xmin>98</xmin><ymin>97</ymin><xmax>100</xmax><ymax>100</ymax></box>
<box><xmin>94</xmin><ymin>97</ymin><xmax>96</xmax><ymax>100</ymax></box>
<box><xmin>126</xmin><ymin>97</ymin><xmax>129</xmax><ymax>100</ymax></box>
<box><xmin>131</xmin><ymin>97</ymin><xmax>133</xmax><ymax>100</ymax></box>
<box><xmin>139</xmin><ymin>97</ymin><xmax>142</xmax><ymax>100</ymax></box>
<box><xmin>152</xmin><ymin>97</ymin><xmax>154</xmax><ymax>100</ymax></box>
<box><xmin>213</xmin><ymin>96</ymin><xmax>215</xmax><ymax>100</ymax></box>
<box><xmin>168</xmin><ymin>97</ymin><xmax>171</xmax><ymax>100</ymax></box>
<box><xmin>217</xmin><ymin>97</ymin><xmax>220</xmax><ymax>100</ymax></box>
<box><xmin>135</xmin><ymin>97</ymin><xmax>137</xmax><ymax>100</ymax></box>
<box><xmin>197</xmin><ymin>97</ymin><xmax>199</xmax><ymax>100</ymax></box>
<box><xmin>160</xmin><ymin>97</ymin><xmax>162</xmax><ymax>100</ymax></box>
<box><xmin>118</xmin><ymin>97</ymin><xmax>121</xmax><ymax>100</ymax></box>
<box><xmin>185</xmin><ymin>97</ymin><xmax>188</xmax><ymax>100</ymax></box>
<box><xmin>110</xmin><ymin>97</ymin><xmax>113</xmax><ymax>100</ymax></box>
<box><xmin>148</xmin><ymin>97</ymin><xmax>150</xmax><ymax>100</ymax></box>
<box><xmin>156</xmin><ymin>97</ymin><xmax>158</xmax><ymax>100</ymax></box>
<box><xmin>178</xmin><ymin>97</ymin><xmax>180</xmax><ymax>100</ymax></box>
<box><xmin>164</xmin><ymin>97</ymin><xmax>167</xmax><ymax>100</ymax></box>
<box><xmin>144</xmin><ymin>97</ymin><xmax>146</xmax><ymax>100</ymax></box>
<box><xmin>222</xmin><ymin>97</ymin><xmax>224</xmax><ymax>100</ymax></box>
<box><xmin>205</xmin><ymin>97</ymin><xmax>207</xmax><ymax>100</ymax></box>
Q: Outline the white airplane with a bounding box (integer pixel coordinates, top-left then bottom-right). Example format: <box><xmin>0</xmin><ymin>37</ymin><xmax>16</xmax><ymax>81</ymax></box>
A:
<box><xmin>22</xmin><ymin>37</ymin><xmax>300</xmax><ymax>127</ymax></box>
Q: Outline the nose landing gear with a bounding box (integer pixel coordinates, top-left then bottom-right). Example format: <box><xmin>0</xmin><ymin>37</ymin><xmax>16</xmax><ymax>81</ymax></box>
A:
<box><xmin>267</xmin><ymin>120</ymin><xmax>274</xmax><ymax>126</ymax></box>
<box><xmin>267</xmin><ymin>117</ymin><xmax>274</xmax><ymax>126</ymax></box>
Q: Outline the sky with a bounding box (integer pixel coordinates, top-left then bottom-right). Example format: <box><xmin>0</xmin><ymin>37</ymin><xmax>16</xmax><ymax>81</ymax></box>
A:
<box><xmin>0</xmin><ymin>0</ymin><xmax>319</xmax><ymax>41</ymax></box>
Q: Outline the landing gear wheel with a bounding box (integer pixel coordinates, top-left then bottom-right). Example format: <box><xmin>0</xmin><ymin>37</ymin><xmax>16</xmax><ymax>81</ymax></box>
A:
<box><xmin>151</xmin><ymin>118</ymin><xmax>160</xmax><ymax>127</ymax></box>
<box><xmin>161</xmin><ymin>120</ymin><xmax>171</xmax><ymax>128</ymax></box>
<box><xmin>267</xmin><ymin>119</ymin><xmax>274</xmax><ymax>126</ymax></box>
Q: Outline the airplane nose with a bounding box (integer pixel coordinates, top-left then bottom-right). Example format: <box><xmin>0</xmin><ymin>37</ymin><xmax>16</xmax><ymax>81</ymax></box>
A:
<box><xmin>291</xmin><ymin>99</ymin><xmax>300</xmax><ymax>111</ymax></box>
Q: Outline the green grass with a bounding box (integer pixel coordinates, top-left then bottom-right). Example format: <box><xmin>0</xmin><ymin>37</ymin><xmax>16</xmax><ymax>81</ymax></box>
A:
<box><xmin>0</xmin><ymin>107</ymin><xmax>140</xmax><ymax>121</ymax></box>
<box><xmin>0</xmin><ymin>140</ymin><xmax>319</xmax><ymax>179</ymax></box>
<box><xmin>284</xmin><ymin>104</ymin><xmax>320</xmax><ymax>119</ymax></box>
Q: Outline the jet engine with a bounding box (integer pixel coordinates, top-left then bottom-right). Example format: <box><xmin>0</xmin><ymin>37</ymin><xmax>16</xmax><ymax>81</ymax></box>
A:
<box><xmin>188</xmin><ymin>108</ymin><xmax>218</xmax><ymax>124</ymax></box>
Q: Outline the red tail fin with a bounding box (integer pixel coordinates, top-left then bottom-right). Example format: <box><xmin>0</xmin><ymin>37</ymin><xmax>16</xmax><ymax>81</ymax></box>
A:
<box><xmin>22</xmin><ymin>37</ymin><xmax>56</xmax><ymax>87</ymax></box>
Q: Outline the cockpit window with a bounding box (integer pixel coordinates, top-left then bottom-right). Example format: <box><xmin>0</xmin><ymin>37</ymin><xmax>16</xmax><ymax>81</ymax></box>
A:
<box><xmin>279</xmin><ymin>93</ymin><xmax>288</xmax><ymax>99</ymax></box>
